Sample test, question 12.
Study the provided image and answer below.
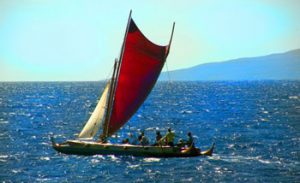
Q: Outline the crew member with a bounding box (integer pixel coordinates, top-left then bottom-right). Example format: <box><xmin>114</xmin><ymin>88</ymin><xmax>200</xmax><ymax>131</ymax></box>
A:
<box><xmin>153</xmin><ymin>131</ymin><xmax>162</xmax><ymax>146</ymax></box>
<box><xmin>139</xmin><ymin>131</ymin><xmax>149</xmax><ymax>146</ymax></box>
<box><xmin>161</xmin><ymin>128</ymin><xmax>175</xmax><ymax>147</ymax></box>
<box><xmin>128</xmin><ymin>133</ymin><xmax>138</xmax><ymax>145</ymax></box>
<box><xmin>186</xmin><ymin>132</ymin><xmax>194</xmax><ymax>147</ymax></box>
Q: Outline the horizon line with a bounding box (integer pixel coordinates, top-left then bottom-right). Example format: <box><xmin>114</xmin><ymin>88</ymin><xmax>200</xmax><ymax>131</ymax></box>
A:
<box><xmin>1</xmin><ymin>79</ymin><xmax>300</xmax><ymax>82</ymax></box>
<box><xmin>1</xmin><ymin>48</ymin><xmax>299</xmax><ymax>82</ymax></box>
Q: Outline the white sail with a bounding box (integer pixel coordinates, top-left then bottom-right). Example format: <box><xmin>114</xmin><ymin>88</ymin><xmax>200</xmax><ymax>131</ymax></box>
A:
<box><xmin>78</xmin><ymin>82</ymin><xmax>110</xmax><ymax>139</ymax></box>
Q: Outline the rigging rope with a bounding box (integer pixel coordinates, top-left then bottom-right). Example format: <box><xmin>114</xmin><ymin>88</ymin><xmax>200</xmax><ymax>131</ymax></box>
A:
<box><xmin>164</xmin><ymin>60</ymin><xmax>173</xmax><ymax>128</ymax></box>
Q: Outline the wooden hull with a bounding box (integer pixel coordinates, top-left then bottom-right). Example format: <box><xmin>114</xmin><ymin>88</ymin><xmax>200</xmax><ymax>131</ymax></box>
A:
<box><xmin>51</xmin><ymin>137</ymin><xmax>215</xmax><ymax>157</ymax></box>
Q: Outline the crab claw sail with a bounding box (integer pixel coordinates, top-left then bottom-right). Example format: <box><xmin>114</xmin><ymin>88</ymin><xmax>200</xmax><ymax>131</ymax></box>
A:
<box><xmin>106</xmin><ymin>18</ymin><xmax>173</xmax><ymax>135</ymax></box>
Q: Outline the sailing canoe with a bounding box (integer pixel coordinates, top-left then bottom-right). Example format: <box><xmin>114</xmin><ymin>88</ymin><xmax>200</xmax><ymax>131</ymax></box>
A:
<box><xmin>51</xmin><ymin>137</ymin><xmax>215</xmax><ymax>157</ymax></box>
<box><xmin>51</xmin><ymin>11</ymin><xmax>215</xmax><ymax>157</ymax></box>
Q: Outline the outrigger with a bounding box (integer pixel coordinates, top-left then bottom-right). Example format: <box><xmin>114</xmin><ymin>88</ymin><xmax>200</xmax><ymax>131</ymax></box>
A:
<box><xmin>51</xmin><ymin>11</ymin><xmax>215</xmax><ymax>157</ymax></box>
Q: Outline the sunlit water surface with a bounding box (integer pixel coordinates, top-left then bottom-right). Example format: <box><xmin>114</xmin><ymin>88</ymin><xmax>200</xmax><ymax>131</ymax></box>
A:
<box><xmin>0</xmin><ymin>81</ymin><xmax>299</xmax><ymax>182</ymax></box>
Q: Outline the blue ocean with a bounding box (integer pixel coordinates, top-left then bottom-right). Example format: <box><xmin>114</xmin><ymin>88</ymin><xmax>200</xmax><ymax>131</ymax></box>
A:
<box><xmin>0</xmin><ymin>81</ymin><xmax>299</xmax><ymax>182</ymax></box>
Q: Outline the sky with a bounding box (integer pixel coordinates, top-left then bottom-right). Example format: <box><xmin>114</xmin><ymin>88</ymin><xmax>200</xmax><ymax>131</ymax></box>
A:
<box><xmin>0</xmin><ymin>0</ymin><xmax>299</xmax><ymax>81</ymax></box>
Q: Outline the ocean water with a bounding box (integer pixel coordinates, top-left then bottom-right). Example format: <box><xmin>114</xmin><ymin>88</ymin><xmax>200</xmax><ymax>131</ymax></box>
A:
<box><xmin>0</xmin><ymin>81</ymin><xmax>299</xmax><ymax>182</ymax></box>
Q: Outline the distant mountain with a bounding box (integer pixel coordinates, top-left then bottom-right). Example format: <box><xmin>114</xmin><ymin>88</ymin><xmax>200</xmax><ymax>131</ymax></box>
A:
<box><xmin>160</xmin><ymin>49</ymin><xmax>300</xmax><ymax>81</ymax></box>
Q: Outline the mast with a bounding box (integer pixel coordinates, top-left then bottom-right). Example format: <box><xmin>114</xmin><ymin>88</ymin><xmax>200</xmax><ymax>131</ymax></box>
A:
<box><xmin>99</xmin><ymin>10</ymin><xmax>133</xmax><ymax>139</ymax></box>
<box><xmin>101</xmin><ymin>59</ymin><xmax>118</xmax><ymax>139</ymax></box>
<box><xmin>166</xmin><ymin>22</ymin><xmax>175</xmax><ymax>56</ymax></box>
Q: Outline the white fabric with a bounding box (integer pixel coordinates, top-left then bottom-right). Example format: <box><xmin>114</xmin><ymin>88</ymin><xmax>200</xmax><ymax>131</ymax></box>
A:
<box><xmin>78</xmin><ymin>82</ymin><xmax>110</xmax><ymax>138</ymax></box>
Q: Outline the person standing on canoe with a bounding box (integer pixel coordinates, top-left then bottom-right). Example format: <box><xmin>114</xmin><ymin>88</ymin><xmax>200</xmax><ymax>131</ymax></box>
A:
<box><xmin>161</xmin><ymin>128</ymin><xmax>175</xmax><ymax>147</ymax></box>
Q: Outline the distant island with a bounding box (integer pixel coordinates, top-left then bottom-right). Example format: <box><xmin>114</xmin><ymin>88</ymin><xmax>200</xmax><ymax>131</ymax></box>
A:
<box><xmin>160</xmin><ymin>49</ymin><xmax>300</xmax><ymax>81</ymax></box>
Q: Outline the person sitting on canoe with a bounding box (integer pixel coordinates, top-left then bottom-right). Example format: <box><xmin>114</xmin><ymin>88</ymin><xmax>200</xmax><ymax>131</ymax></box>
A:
<box><xmin>176</xmin><ymin>138</ymin><xmax>185</xmax><ymax>148</ymax></box>
<box><xmin>153</xmin><ymin>131</ymin><xmax>162</xmax><ymax>146</ymax></box>
<box><xmin>98</xmin><ymin>134</ymin><xmax>107</xmax><ymax>143</ymax></box>
<box><xmin>160</xmin><ymin>128</ymin><xmax>175</xmax><ymax>147</ymax></box>
<box><xmin>128</xmin><ymin>133</ymin><xmax>138</xmax><ymax>145</ymax></box>
<box><xmin>122</xmin><ymin>138</ymin><xmax>129</xmax><ymax>144</ymax></box>
<box><xmin>139</xmin><ymin>131</ymin><xmax>149</xmax><ymax>146</ymax></box>
<box><xmin>186</xmin><ymin>132</ymin><xmax>194</xmax><ymax>147</ymax></box>
<box><xmin>138</xmin><ymin>131</ymin><xmax>144</xmax><ymax>142</ymax></box>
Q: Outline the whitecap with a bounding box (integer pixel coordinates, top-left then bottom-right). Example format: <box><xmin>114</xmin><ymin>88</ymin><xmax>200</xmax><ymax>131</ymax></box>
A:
<box><xmin>0</xmin><ymin>120</ymin><xmax>8</xmax><ymax>124</ymax></box>
<box><xmin>40</xmin><ymin>142</ymin><xmax>48</xmax><ymax>146</ymax></box>
<box><xmin>91</xmin><ymin>159</ymin><xmax>100</xmax><ymax>164</ymax></box>
<box><xmin>0</xmin><ymin>155</ymin><xmax>8</xmax><ymax>159</ymax></box>
<box><xmin>196</xmin><ymin>166</ymin><xmax>203</xmax><ymax>171</ymax></box>
<box><xmin>36</xmin><ymin>178</ymin><xmax>51</xmax><ymax>182</ymax></box>
<box><xmin>108</xmin><ymin>155</ymin><xmax>119</xmax><ymax>161</ymax></box>
<box><xmin>93</xmin><ymin>155</ymin><xmax>105</xmax><ymax>160</ymax></box>
<box><xmin>40</xmin><ymin>156</ymin><xmax>50</xmax><ymax>161</ymax></box>
<box><xmin>227</xmin><ymin>144</ymin><xmax>234</xmax><ymax>149</ymax></box>
<box><xmin>214</xmin><ymin>167</ymin><xmax>223</xmax><ymax>174</ymax></box>
<box><xmin>219</xmin><ymin>155</ymin><xmax>253</xmax><ymax>163</ymax></box>
<box><xmin>128</xmin><ymin>164</ymin><xmax>140</xmax><ymax>169</ymax></box>
<box><xmin>143</xmin><ymin>158</ymin><xmax>160</xmax><ymax>162</ymax></box>
<box><xmin>181</xmin><ymin>177</ymin><xmax>193</xmax><ymax>182</ymax></box>
<box><xmin>180</xmin><ymin>110</ymin><xmax>193</xmax><ymax>114</ymax></box>
<box><xmin>289</xmin><ymin>96</ymin><xmax>299</xmax><ymax>99</ymax></box>
<box><xmin>260</xmin><ymin>118</ymin><xmax>268</xmax><ymax>122</ymax></box>
<box><xmin>258</xmin><ymin>159</ymin><xmax>271</xmax><ymax>164</ymax></box>
<box><xmin>256</xmin><ymin>157</ymin><xmax>282</xmax><ymax>165</ymax></box>
<box><xmin>12</xmin><ymin>169</ymin><xmax>22</xmax><ymax>174</ymax></box>
<box><xmin>220</xmin><ymin>155</ymin><xmax>282</xmax><ymax>166</ymax></box>
<box><xmin>0</xmin><ymin>155</ymin><xmax>8</xmax><ymax>162</ymax></box>
<box><xmin>208</xmin><ymin>154</ymin><xmax>221</xmax><ymax>160</ymax></box>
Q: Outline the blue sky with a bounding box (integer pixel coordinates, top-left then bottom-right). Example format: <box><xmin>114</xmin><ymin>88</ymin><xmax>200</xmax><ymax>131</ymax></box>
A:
<box><xmin>0</xmin><ymin>0</ymin><xmax>299</xmax><ymax>81</ymax></box>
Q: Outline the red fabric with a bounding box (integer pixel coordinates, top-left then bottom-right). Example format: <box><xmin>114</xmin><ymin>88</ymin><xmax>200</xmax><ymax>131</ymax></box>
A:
<box><xmin>108</xmin><ymin>19</ymin><xmax>169</xmax><ymax>134</ymax></box>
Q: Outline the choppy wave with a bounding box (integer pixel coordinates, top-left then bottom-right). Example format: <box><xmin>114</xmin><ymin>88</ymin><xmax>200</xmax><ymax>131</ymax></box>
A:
<box><xmin>0</xmin><ymin>81</ymin><xmax>299</xmax><ymax>182</ymax></box>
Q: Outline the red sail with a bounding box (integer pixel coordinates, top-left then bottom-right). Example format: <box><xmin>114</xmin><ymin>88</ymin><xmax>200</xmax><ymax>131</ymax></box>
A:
<box><xmin>107</xmin><ymin>19</ymin><xmax>170</xmax><ymax>135</ymax></box>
